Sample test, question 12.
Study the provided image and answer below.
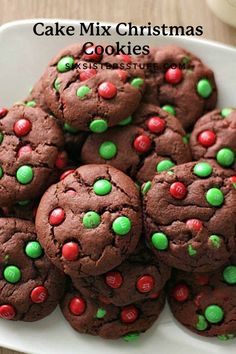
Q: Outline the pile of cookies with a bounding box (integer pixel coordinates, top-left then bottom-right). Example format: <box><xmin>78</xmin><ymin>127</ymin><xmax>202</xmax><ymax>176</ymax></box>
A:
<box><xmin>0</xmin><ymin>43</ymin><xmax>235</xmax><ymax>342</ymax></box>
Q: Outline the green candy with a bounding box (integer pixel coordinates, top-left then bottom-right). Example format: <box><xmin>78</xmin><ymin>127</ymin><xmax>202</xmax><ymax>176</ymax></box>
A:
<box><xmin>206</xmin><ymin>188</ymin><xmax>224</xmax><ymax>207</ymax></box>
<box><xmin>123</xmin><ymin>332</ymin><xmax>140</xmax><ymax>342</ymax></box>
<box><xmin>188</xmin><ymin>244</ymin><xmax>197</xmax><ymax>256</ymax></box>
<box><xmin>141</xmin><ymin>181</ymin><xmax>151</xmax><ymax>195</ymax></box>
<box><xmin>18</xmin><ymin>200</ymin><xmax>30</xmax><ymax>206</ymax></box>
<box><xmin>96</xmin><ymin>308</ymin><xmax>106</xmax><ymax>319</ymax></box>
<box><xmin>93</xmin><ymin>179</ymin><xmax>112</xmax><ymax>196</ymax></box>
<box><xmin>130</xmin><ymin>77</ymin><xmax>144</xmax><ymax>89</ymax></box>
<box><xmin>162</xmin><ymin>105</ymin><xmax>176</xmax><ymax>116</ymax></box>
<box><xmin>54</xmin><ymin>78</ymin><xmax>61</xmax><ymax>92</ymax></box>
<box><xmin>26</xmin><ymin>100</ymin><xmax>36</xmax><ymax>107</ymax></box>
<box><xmin>204</xmin><ymin>305</ymin><xmax>224</xmax><ymax>323</ymax></box>
<box><xmin>221</xmin><ymin>108</ymin><xmax>233</xmax><ymax>118</ymax></box>
<box><xmin>118</xmin><ymin>116</ymin><xmax>132</xmax><ymax>126</ymax></box>
<box><xmin>151</xmin><ymin>232</ymin><xmax>168</xmax><ymax>250</ymax></box>
<box><xmin>57</xmin><ymin>56</ymin><xmax>74</xmax><ymax>72</ymax></box>
<box><xmin>209</xmin><ymin>235</ymin><xmax>221</xmax><ymax>248</ymax></box>
<box><xmin>112</xmin><ymin>216</ymin><xmax>131</xmax><ymax>236</ymax></box>
<box><xmin>182</xmin><ymin>133</ymin><xmax>191</xmax><ymax>144</ymax></box>
<box><xmin>89</xmin><ymin>119</ymin><xmax>108</xmax><ymax>133</ymax></box>
<box><xmin>4</xmin><ymin>265</ymin><xmax>21</xmax><ymax>283</ymax></box>
<box><xmin>16</xmin><ymin>165</ymin><xmax>34</xmax><ymax>184</ymax></box>
<box><xmin>0</xmin><ymin>166</ymin><xmax>3</xmax><ymax>179</ymax></box>
<box><xmin>83</xmin><ymin>211</ymin><xmax>101</xmax><ymax>229</ymax></box>
<box><xmin>193</xmin><ymin>162</ymin><xmax>213</xmax><ymax>178</ymax></box>
<box><xmin>63</xmin><ymin>123</ymin><xmax>79</xmax><ymax>134</ymax></box>
<box><xmin>218</xmin><ymin>334</ymin><xmax>235</xmax><ymax>341</ymax></box>
<box><xmin>99</xmin><ymin>141</ymin><xmax>117</xmax><ymax>160</ymax></box>
<box><xmin>196</xmin><ymin>315</ymin><xmax>208</xmax><ymax>331</ymax></box>
<box><xmin>223</xmin><ymin>266</ymin><xmax>236</xmax><ymax>284</ymax></box>
<box><xmin>197</xmin><ymin>79</ymin><xmax>212</xmax><ymax>98</ymax></box>
<box><xmin>0</xmin><ymin>132</ymin><xmax>4</xmax><ymax>144</ymax></box>
<box><xmin>76</xmin><ymin>85</ymin><xmax>91</xmax><ymax>99</ymax></box>
<box><xmin>25</xmin><ymin>241</ymin><xmax>43</xmax><ymax>259</ymax></box>
<box><xmin>216</xmin><ymin>148</ymin><xmax>235</xmax><ymax>167</ymax></box>
<box><xmin>156</xmin><ymin>159</ymin><xmax>175</xmax><ymax>173</ymax></box>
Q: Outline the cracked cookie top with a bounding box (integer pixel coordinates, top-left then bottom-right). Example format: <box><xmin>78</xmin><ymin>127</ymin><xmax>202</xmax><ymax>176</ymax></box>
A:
<box><xmin>60</xmin><ymin>283</ymin><xmax>165</xmax><ymax>339</ymax></box>
<box><xmin>73</xmin><ymin>240</ymin><xmax>171</xmax><ymax>306</ymax></box>
<box><xmin>35</xmin><ymin>164</ymin><xmax>142</xmax><ymax>277</ymax></box>
<box><xmin>142</xmin><ymin>160</ymin><xmax>236</xmax><ymax>272</ymax></box>
<box><xmin>81</xmin><ymin>103</ymin><xmax>192</xmax><ymax>183</ymax></box>
<box><xmin>190</xmin><ymin>108</ymin><xmax>236</xmax><ymax>170</ymax></box>
<box><xmin>138</xmin><ymin>45</ymin><xmax>217</xmax><ymax>130</ymax></box>
<box><xmin>0</xmin><ymin>105</ymin><xmax>64</xmax><ymax>206</ymax></box>
<box><xmin>41</xmin><ymin>43</ymin><xmax>145</xmax><ymax>131</ymax></box>
<box><xmin>168</xmin><ymin>256</ymin><xmax>236</xmax><ymax>338</ymax></box>
<box><xmin>0</xmin><ymin>218</ymin><xmax>65</xmax><ymax>322</ymax></box>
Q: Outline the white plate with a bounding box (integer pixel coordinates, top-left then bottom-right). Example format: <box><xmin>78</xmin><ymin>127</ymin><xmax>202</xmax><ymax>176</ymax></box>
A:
<box><xmin>0</xmin><ymin>19</ymin><xmax>236</xmax><ymax>354</ymax></box>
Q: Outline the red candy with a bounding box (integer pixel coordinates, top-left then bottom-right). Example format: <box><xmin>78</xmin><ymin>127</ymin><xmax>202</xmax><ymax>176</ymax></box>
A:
<box><xmin>172</xmin><ymin>284</ymin><xmax>189</xmax><ymax>302</ymax></box>
<box><xmin>49</xmin><ymin>208</ymin><xmax>65</xmax><ymax>226</ymax></box>
<box><xmin>150</xmin><ymin>292</ymin><xmax>160</xmax><ymax>299</ymax></box>
<box><xmin>0</xmin><ymin>304</ymin><xmax>16</xmax><ymax>320</ymax></box>
<box><xmin>147</xmin><ymin>117</ymin><xmax>166</xmax><ymax>134</ymax></box>
<box><xmin>98</xmin><ymin>82</ymin><xmax>117</xmax><ymax>99</ymax></box>
<box><xmin>105</xmin><ymin>271</ymin><xmax>123</xmax><ymax>289</ymax></box>
<box><xmin>69</xmin><ymin>296</ymin><xmax>86</xmax><ymax>315</ymax></box>
<box><xmin>197</xmin><ymin>130</ymin><xmax>216</xmax><ymax>147</ymax></box>
<box><xmin>60</xmin><ymin>169</ymin><xmax>75</xmax><ymax>181</ymax></box>
<box><xmin>13</xmin><ymin>118</ymin><xmax>32</xmax><ymax>137</ymax></box>
<box><xmin>55</xmin><ymin>151</ymin><xmax>68</xmax><ymax>169</ymax></box>
<box><xmin>230</xmin><ymin>176</ymin><xmax>236</xmax><ymax>185</ymax></box>
<box><xmin>117</xmin><ymin>54</ymin><xmax>132</xmax><ymax>64</ymax></box>
<box><xmin>62</xmin><ymin>242</ymin><xmax>80</xmax><ymax>261</ymax></box>
<box><xmin>165</xmin><ymin>67</ymin><xmax>183</xmax><ymax>84</ymax></box>
<box><xmin>116</xmin><ymin>69</ymin><xmax>128</xmax><ymax>82</ymax></box>
<box><xmin>80</xmin><ymin>68</ymin><xmax>97</xmax><ymax>81</ymax></box>
<box><xmin>169</xmin><ymin>182</ymin><xmax>187</xmax><ymax>200</ymax></box>
<box><xmin>195</xmin><ymin>274</ymin><xmax>209</xmax><ymax>286</ymax></box>
<box><xmin>0</xmin><ymin>107</ymin><xmax>8</xmax><ymax>118</ymax></box>
<box><xmin>83</xmin><ymin>46</ymin><xmax>103</xmax><ymax>61</ymax></box>
<box><xmin>31</xmin><ymin>286</ymin><xmax>48</xmax><ymax>303</ymax></box>
<box><xmin>186</xmin><ymin>219</ymin><xmax>203</xmax><ymax>232</ymax></box>
<box><xmin>17</xmin><ymin>144</ymin><xmax>32</xmax><ymax>157</ymax></box>
<box><xmin>121</xmin><ymin>305</ymin><xmax>138</xmax><ymax>323</ymax></box>
<box><xmin>133</xmin><ymin>134</ymin><xmax>152</xmax><ymax>153</ymax></box>
<box><xmin>136</xmin><ymin>275</ymin><xmax>154</xmax><ymax>293</ymax></box>
<box><xmin>194</xmin><ymin>292</ymin><xmax>204</xmax><ymax>307</ymax></box>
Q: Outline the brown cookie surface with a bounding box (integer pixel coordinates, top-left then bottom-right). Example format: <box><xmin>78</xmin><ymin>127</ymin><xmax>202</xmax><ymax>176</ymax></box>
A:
<box><xmin>35</xmin><ymin>164</ymin><xmax>142</xmax><ymax>277</ymax></box>
<box><xmin>0</xmin><ymin>218</ymin><xmax>65</xmax><ymax>322</ymax></box>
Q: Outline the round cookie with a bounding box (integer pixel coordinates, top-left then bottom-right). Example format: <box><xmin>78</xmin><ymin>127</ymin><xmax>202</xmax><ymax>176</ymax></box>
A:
<box><xmin>35</xmin><ymin>164</ymin><xmax>142</xmax><ymax>277</ymax></box>
<box><xmin>60</xmin><ymin>284</ymin><xmax>166</xmax><ymax>340</ymax></box>
<box><xmin>168</xmin><ymin>257</ymin><xmax>236</xmax><ymax>338</ymax></box>
<box><xmin>0</xmin><ymin>105</ymin><xmax>64</xmax><ymax>206</ymax></box>
<box><xmin>81</xmin><ymin>104</ymin><xmax>192</xmax><ymax>183</ymax></box>
<box><xmin>142</xmin><ymin>160</ymin><xmax>236</xmax><ymax>272</ymax></box>
<box><xmin>190</xmin><ymin>108</ymin><xmax>236</xmax><ymax>170</ymax></box>
<box><xmin>0</xmin><ymin>218</ymin><xmax>65</xmax><ymax>322</ymax></box>
<box><xmin>73</xmin><ymin>240</ymin><xmax>171</xmax><ymax>306</ymax></box>
<box><xmin>42</xmin><ymin>43</ymin><xmax>145</xmax><ymax>131</ymax></box>
<box><xmin>138</xmin><ymin>45</ymin><xmax>217</xmax><ymax>130</ymax></box>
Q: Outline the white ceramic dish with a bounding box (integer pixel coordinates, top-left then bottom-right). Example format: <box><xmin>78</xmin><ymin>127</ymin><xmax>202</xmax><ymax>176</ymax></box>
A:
<box><xmin>0</xmin><ymin>19</ymin><xmax>236</xmax><ymax>354</ymax></box>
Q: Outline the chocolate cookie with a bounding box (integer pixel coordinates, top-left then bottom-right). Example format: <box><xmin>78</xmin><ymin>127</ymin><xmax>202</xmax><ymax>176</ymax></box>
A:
<box><xmin>24</xmin><ymin>77</ymin><xmax>49</xmax><ymax>112</ymax></box>
<box><xmin>138</xmin><ymin>45</ymin><xmax>217</xmax><ymax>130</ymax></box>
<box><xmin>73</xmin><ymin>240</ymin><xmax>171</xmax><ymax>306</ymax></box>
<box><xmin>168</xmin><ymin>257</ymin><xmax>236</xmax><ymax>338</ymax></box>
<box><xmin>81</xmin><ymin>104</ymin><xmax>192</xmax><ymax>183</ymax></box>
<box><xmin>42</xmin><ymin>43</ymin><xmax>145</xmax><ymax>131</ymax></box>
<box><xmin>0</xmin><ymin>199</ymin><xmax>38</xmax><ymax>221</ymax></box>
<box><xmin>0</xmin><ymin>218</ymin><xmax>65</xmax><ymax>322</ymax></box>
<box><xmin>142</xmin><ymin>160</ymin><xmax>236</xmax><ymax>272</ymax></box>
<box><xmin>60</xmin><ymin>284</ymin><xmax>165</xmax><ymax>340</ymax></box>
<box><xmin>0</xmin><ymin>105</ymin><xmax>64</xmax><ymax>206</ymax></box>
<box><xmin>190</xmin><ymin>108</ymin><xmax>236</xmax><ymax>170</ymax></box>
<box><xmin>35</xmin><ymin>164</ymin><xmax>142</xmax><ymax>277</ymax></box>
